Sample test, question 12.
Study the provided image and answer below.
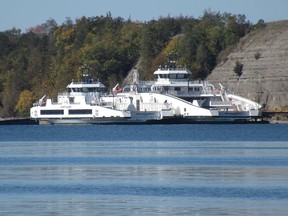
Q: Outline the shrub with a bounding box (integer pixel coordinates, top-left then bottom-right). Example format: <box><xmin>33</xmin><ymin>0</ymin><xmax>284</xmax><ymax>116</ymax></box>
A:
<box><xmin>254</xmin><ymin>52</ymin><xmax>261</xmax><ymax>60</ymax></box>
<box><xmin>233</xmin><ymin>61</ymin><xmax>243</xmax><ymax>77</ymax></box>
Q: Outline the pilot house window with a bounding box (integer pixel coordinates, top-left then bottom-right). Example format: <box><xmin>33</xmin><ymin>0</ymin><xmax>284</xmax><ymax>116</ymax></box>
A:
<box><xmin>69</xmin><ymin>109</ymin><xmax>92</xmax><ymax>115</ymax></box>
<box><xmin>40</xmin><ymin>110</ymin><xmax>64</xmax><ymax>115</ymax></box>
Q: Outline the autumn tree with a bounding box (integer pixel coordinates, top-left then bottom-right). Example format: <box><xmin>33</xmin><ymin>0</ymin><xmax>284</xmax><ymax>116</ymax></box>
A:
<box><xmin>15</xmin><ymin>90</ymin><xmax>34</xmax><ymax>116</ymax></box>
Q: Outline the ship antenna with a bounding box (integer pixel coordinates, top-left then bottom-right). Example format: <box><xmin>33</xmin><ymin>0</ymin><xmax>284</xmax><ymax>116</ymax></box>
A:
<box><xmin>168</xmin><ymin>52</ymin><xmax>178</xmax><ymax>69</ymax></box>
<box><xmin>132</xmin><ymin>67</ymin><xmax>139</xmax><ymax>84</ymax></box>
<box><xmin>79</xmin><ymin>64</ymin><xmax>91</xmax><ymax>82</ymax></box>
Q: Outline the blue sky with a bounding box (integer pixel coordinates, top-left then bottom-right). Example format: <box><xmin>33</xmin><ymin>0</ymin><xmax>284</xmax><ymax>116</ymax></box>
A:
<box><xmin>1</xmin><ymin>0</ymin><xmax>287</xmax><ymax>32</ymax></box>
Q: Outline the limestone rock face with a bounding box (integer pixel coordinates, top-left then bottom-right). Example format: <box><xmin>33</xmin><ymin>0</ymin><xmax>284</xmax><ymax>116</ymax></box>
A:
<box><xmin>208</xmin><ymin>21</ymin><xmax>288</xmax><ymax>111</ymax></box>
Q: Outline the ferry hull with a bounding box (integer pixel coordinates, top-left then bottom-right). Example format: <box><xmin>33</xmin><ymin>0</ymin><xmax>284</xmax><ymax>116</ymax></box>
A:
<box><xmin>37</xmin><ymin>111</ymin><xmax>161</xmax><ymax>125</ymax></box>
<box><xmin>158</xmin><ymin>116</ymin><xmax>264</xmax><ymax>124</ymax></box>
<box><xmin>38</xmin><ymin>117</ymin><xmax>131</xmax><ymax>125</ymax></box>
<box><xmin>37</xmin><ymin>114</ymin><xmax>265</xmax><ymax>125</ymax></box>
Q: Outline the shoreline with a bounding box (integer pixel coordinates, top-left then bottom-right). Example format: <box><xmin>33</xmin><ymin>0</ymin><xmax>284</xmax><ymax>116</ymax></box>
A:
<box><xmin>0</xmin><ymin>117</ymin><xmax>274</xmax><ymax>125</ymax></box>
<box><xmin>0</xmin><ymin>118</ymin><xmax>38</xmax><ymax>125</ymax></box>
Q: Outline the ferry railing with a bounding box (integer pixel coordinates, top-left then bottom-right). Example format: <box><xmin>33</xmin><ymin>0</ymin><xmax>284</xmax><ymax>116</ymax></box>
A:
<box><xmin>140</xmin><ymin>103</ymin><xmax>166</xmax><ymax>111</ymax></box>
<box><xmin>163</xmin><ymin>90</ymin><xmax>217</xmax><ymax>97</ymax></box>
<box><xmin>113</xmin><ymin>102</ymin><xmax>129</xmax><ymax>110</ymax></box>
<box><xmin>58</xmin><ymin>92</ymin><xmax>69</xmax><ymax>96</ymax></box>
<box><xmin>209</xmin><ymin>101</ymin><xmax>232</xmax><ymax>107</ymax></box>
<box><xmin>70</xmin><ymin>81</ymin><xmax>103</xmax><ymax>85</ymax></box>
<box><xmin>113</xmin><ymin>102</ymin><xmax>168</xmax><ymax>112</ymax></box>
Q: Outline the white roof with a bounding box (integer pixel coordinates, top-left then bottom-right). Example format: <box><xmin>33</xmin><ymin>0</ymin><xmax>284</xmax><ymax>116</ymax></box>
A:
<box><xmin>153</xmin><ymin>68</ymin><xmax>192</xmax><ymax>75</ymax></box>
<box><xmin>67</xmin><ymin>82</ymin><xmax>105</xmax><ymax>88</ymax></box>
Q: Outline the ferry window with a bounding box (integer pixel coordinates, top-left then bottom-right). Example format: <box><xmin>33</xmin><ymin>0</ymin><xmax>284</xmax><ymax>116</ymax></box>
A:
<box><xmin>178</xmin><ymin>74</ymin><xmax>184</xmax><ymax>79</ymax></box>
<box><xmin>141</xmin><ymin>86</ymin><xmax>148</xmax><ymax>92</ymax></box>
<box><xmin>69</xmin><ymin>109</ymin><xmax>92</xmax><ymax>115</ymax></box>
<box><xmin>160</xmin><ymin>74</ymin><xmax>166</xmax><ymax>78</ymax></box>
<box><xmin>41</xmin><ymin>110</ymin><xmax>64</xmax><ymax>115</ymax></box>
<box><xmin>170</xmin><ymin>74</ymin><xmax>177</xmax><ymax>79</ymax></box>
<box><xmin>174</xmin><ymin>87</ymin><xmax>181</xmax><ymax>91</ymax></box>
<box><xmin>89</xmin><ymin>88</ymin><xmax>99</xmax><ymax>92</ymax></box>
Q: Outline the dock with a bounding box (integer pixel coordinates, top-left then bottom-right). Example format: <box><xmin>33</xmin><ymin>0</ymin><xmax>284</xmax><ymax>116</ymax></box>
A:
<box><xmin>0</xmin><ymin>118</ymin><xmax>38</xmax><ymax>125</ymax></box>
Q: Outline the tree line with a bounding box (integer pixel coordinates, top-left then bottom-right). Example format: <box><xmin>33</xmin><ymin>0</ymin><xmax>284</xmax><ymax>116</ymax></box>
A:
<box><xmin>0</xmin><ymin>11</ymin><xmax>264</xmax><ymax>117</ymax></box>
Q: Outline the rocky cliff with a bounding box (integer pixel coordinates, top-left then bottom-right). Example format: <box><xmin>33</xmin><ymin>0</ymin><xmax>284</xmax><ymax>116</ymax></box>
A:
<box><xmin>208</xmin><ymin>20</ymin><xmax>288</xmax><ymax>111</ymax></box>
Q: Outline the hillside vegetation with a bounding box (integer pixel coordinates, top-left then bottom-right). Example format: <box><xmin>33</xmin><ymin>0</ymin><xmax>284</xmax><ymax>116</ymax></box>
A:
<box><xmin>0</xmin><ymin>11</ymin><xmax>260</xmax><ymax>117</ymax></box>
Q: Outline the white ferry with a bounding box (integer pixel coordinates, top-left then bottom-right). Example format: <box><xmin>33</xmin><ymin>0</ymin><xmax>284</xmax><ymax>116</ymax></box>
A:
<box><xmin>30</xmin><ymin>79</ymin><xmax>132</xmax><ymax>124</ymax></box>
<box><xmin>31</xmin><ymin>61</ymin><xmax>262</xmax><ymax>124</ymax></box>
<box><xmin>101</xmin><ymin>62</ymin><xmax>262</xmax><ymax>123</ymax></box>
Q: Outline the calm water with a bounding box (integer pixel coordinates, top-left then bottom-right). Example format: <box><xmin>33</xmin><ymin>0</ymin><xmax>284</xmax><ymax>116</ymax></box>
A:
<box><xmin>0</xmin><ymin>124</ymin><xmax>288</xmax><ymax>215</ymax></box>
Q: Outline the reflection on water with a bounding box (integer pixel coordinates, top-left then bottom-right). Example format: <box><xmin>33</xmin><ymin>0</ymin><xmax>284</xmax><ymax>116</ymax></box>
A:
<box><xmin>1</xmin><ymin>195</ymin><xmax>288</xmax><ymax>216</ymax></box>
<box><xmin>0</xmin><ymin>141</ymin><xmax>288</xmax><ymax>215</ymax></box>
